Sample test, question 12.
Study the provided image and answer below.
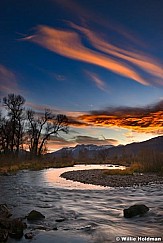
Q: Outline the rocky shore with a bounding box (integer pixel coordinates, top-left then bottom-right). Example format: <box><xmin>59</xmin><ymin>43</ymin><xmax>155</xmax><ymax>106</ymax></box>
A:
<box><xmin>61</xmin><ymin>169</ymin><xmax>163</xmax><ymax>187</ymax></box>
<box><xmin>0</xmin><ymin>205</ymin><xmax>63</xmax><ymax>242</ymax></box>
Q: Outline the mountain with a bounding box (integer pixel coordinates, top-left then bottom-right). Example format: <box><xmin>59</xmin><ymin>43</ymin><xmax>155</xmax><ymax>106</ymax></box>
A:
<box><xmin>49</xmin><ymin>144</ymin><xmax>113</xmax><ymax>159</ymax></box>
<box><xmin>47</xmin><ymin>136</ymin><xmax>163</xmax><ymax>163</ymax></box>
<box><xmin>107</xmin><ymin>135</ymin><xmax>163</xmax><ymax>157</ymax></box>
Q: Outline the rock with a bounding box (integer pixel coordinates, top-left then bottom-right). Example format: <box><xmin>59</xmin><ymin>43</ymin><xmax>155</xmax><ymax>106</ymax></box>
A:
<box><xmin>55</xmin><ymin>218</ymin><xmax>65</xmax><ymax>222</ymax></box>
<box><xmin>0</xmin><ymin>204</ymin><xmax>12</xmax><ymax>218</ymax></box>
<box><xmin>33</xmin><ymin>225</ymin><xmax>48</xmax><ymax>230</ymax></box>
<box><xmin>25</xmin><ymin>232</ymin><xmax>34</xmax><ymax>239</ymax></box>
<box><xmin>1</xmin><ymin>172</ymin><xmax>11</xmax><ymax>176</ymax></box>
<box><xmin>27</xmin><ymin>210</ymin><xmax>45</xmax><ymax>221</ymax></box>
<box><xmin>8</xmin><ymin>218</ymin><xmax>26</xmax><ymax>239</ymax></box>
<box><xmin>79</xmin><ymin>225</ymin><xmax>92</xmax><ymax>231</ymax></box>
<box><xmin>124</xmin><ymin>204</ymin><xmax>149</xmax><ymax>218</ymax></box>
<box><xmin>0</xmin><ymin>205</ymin><xmax>26</xmax><ymax>240</ymax></box>
<box><xmin>53</xmin><ymin>226</ymin><xmax>58</xmax><ymax>230</ymax></box>
<box><xmin>0</xmin><ymin>229</ymin><xmax>8</xmax><ymax>242</ymax></box>
<box><xmin>0</xmin><ymin>218</ymin><xmax>11</xmax><ymax>229</ymax></box>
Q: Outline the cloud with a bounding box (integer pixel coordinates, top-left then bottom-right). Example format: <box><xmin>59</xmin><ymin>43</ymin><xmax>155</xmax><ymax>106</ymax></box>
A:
<box><xmin>45</xmin><ymin>1</ymin><xmax>163</xmax><ymax>86</ymax></box>
<box><xmin>54</xmin><ymin>74</ymin><xmax>66</xmax><ymax>81</ymax></box>
<box><xmin>24</xmin><ymin>99</ymin><xmax>163</xmax><ymax>135</ymax></box>
<box><xmin>76</xmin><ymin>100</ymin><xmax>163</xmax><ymax>134</ymax></box>
<box><xmin>85</xmin><ymin>71</ymin><xmax>108</xmax><ymax>92</ymax></box>
<box><xmin>44</xmin><ymin>134</ymin><xmax>118</xmax><ymax>152</ymax></box>
<box><xmin>26</xmin><ymin>101</ymin><xmax>60</xmax><ymax>113</ymax></box>
<box><xmin>26</xmin><ymin>101</ymin><xmax>86</xmax><ymax>120</ymax></box>
<box><xmin>52</xmin><ymin>0</ymin><xmax>93</xmax><ymax>21</ymax></box>
<box><xmin>73</xmin><ymin>135</ymin><xmax>118</xmax><ymax>146</ymax></box>
<box><xmin>26</xmin><ymin>25</ymin><xmax>149</xmax><ymax>86</ymax></box>
<box><xmin>45</xmin><ymin>136</ymin><xmax>76</xmax><ymax>152</ymax></box>
<box><xmin>25</xmin><ymin>23</ymin><xmax>163</xmax><ymax>86</ymax></box>
<box><xmin>69</xmin><ymin>23</ymin><xmax>163</xmax><ymax>86</ymax></box>
<box><xmin>68</xmin><ymin>116</ymin><xmax>89</xmax><ymax>127</ymax></box>
<box><xmin>53</xmin><ymin>0</ymin><xmax>147</xmax><ymax>49</ymax></box>
<box><xmin>0</xmin><ymin>65</ymin><xmax>20</xmax><ymax>96</ymax></box>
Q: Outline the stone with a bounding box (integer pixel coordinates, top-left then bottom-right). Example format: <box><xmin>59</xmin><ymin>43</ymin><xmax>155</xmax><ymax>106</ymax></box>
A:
<box><xmin>8</xmin><ymin>218</ymin><xmax>25</xmax><ymax>239</ymax></box>
<box><xmin>55</xmin><ymin>218</ymin><xmax>65</xmax><ymax>222</ymax></box>
<box><xmin>34</xmin><ymin>225</ymin><xmax>48</xmax><ymax>230</ymax></box>
<box><xmin>0</xmin><ymin>218</ymin><xmax>11</xmax><ymax>230</ymax></box>
<box><xmin>25</xmin><ymin>232</ymin><xmax>34</xmax><ymax>239</ymax></box>
<box><xmin>0</xmin><ymin>229</ymin><xmax>8</xmax><ymax>242</ymax></box>
<box><xmin>0</xmin><ymin>204</ymin><xmax>26</xmax><ymax>240</ymax></box>
<box><xmin>124</xmin><ymin>204</ymin><xmax>149</xmax><ymax>218</ymax></box>
<box><xmin>80</xmin><ymin>225</ymin><xmax>92</xmax><ymax>231</ymax></box>
<box><xmin>27</xmin><ymin>210</ymin><xmax>45</xmax><ymax>221</ymax></box>
<box><xmin>53</xmin><ymin>226</ymin><xmax>58</xmax><ymax>230</ymax></box>
<box><xmin>0</xmin><ymin>204</ymin><xmax>12</xmax><ymax>218</ymax></box>
<box><xmin>0</xmin><ymin>172</ymin><xmax>11</xmax><ymax>176</ymax></box>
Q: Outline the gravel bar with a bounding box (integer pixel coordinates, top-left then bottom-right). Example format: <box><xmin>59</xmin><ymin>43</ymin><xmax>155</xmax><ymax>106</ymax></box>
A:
<box><xmin>61</xmin><ymin>169</ymin><xmax>163</xmax><ymax>187</ymax></box>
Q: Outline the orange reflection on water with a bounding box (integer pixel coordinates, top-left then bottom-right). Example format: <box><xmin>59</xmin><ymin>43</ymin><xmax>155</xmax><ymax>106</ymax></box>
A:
<box><xmin>43</xmin><ymin>164</ymin><xmax>125</xmax><ymax>190</ymax></box>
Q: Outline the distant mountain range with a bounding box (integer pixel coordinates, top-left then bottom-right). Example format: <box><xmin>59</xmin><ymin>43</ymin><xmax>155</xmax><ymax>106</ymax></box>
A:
<box><xmin>47</xmin><ymin>136</ymin><xmax>163</xmax><ymax>161</ymax></box>
<box><xmin>107</xmin><ymin>135</ymin><xmax>163</xmax><ymax>157</ymax></box>
<box><xmin>49</xmin><ymin>144</ymin><xmax>113</xmax><ymax>159</ymax></box>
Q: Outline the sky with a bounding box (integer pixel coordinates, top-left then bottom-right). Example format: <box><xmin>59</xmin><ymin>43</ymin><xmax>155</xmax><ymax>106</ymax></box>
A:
<box><xmin>0</xmin><ymin>0</ymin><xmax>163</xmax><ymax>151</ymax></box>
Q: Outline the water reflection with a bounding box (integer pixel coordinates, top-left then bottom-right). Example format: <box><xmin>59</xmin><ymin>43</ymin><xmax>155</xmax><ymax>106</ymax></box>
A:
<box><xmin>0</xmin><ymin>165</ymin><xmax>162</xmax><ymax>243</ymax></box>
<box><xmin>43</xmin><ymin>164</ymin><xmax>125</xmax><ymax>189</ymax></box>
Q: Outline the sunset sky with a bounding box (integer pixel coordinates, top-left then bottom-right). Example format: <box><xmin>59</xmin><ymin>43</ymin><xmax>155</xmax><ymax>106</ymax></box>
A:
<box><xmin>0</xmin><ymin>0</ymin><xmax>163</xmax><ymax>151</ymax></box>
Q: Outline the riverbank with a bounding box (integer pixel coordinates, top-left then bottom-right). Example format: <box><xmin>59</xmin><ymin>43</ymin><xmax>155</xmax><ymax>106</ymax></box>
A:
<box><xmin>0</xmin><ymin>158</ymin><xmax>74</xmax><ymax>175</ymax></box>
<box><xmin>61</xmin><ymin>169</ymin><xmax>163</xmax><ymax>187</ymax></box>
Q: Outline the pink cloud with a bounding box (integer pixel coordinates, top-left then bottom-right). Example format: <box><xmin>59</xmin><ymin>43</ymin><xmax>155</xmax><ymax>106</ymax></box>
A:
<box><xmin>26</xmin><ymin>25</ymin><xmax>148</xmax><ymax>86</ymax></box>
<box><xmin>0</xmin><ymin>65</ymin><xmax>20</xmax><ymax>96</ymax></box>
<box><xmin>85</xmin><ymin>71</ymin><xmax>108</xmax><ymax>92</ymax></box>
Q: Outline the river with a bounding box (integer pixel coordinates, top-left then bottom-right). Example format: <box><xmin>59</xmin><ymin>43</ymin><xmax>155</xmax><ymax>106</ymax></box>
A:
<box><xmin>0</xmin><ymin>164</ymin><xmax>163</xmax><ymax>243</ymax></box>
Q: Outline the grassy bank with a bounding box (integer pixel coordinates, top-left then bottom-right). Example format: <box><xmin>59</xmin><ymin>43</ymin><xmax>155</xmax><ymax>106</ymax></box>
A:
<box><xmin>104</xmin><ymin>162</ymin><xmax>163</xmax><ymax>176</ymax></box>
<box><xmin>0</xmin><ymin>156</ymin><xmax>75</xmax><ymax>174</ymax></box>
<box><xmin>0</xmin><ymin>155</ymin><xmax>162</xmax><ymax>176</ymax></box>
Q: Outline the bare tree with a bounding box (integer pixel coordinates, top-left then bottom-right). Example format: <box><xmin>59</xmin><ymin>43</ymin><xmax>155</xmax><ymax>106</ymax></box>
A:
<box><xmin>97</xmin><ymin>149</ymin><xmax>109</xmax><ymax>163</ymax></box>
<box><xmin>27</xmin><ymin>109</ymin><xmax>68</xmax><ymax>157</ymax></box>
<box><xmin>0</xmin><ymin>117</ymin><xmax>12</xmax><ymax>154</ymax></box>
<box><xmin>0</xmin><ymin>93</ymin><xmax>69</xmax><ymax>158</ymax></box>
<box><xmin>2</xmin><ymin>94</ymin><xmax>25</xmax><ymax>155</ymax></box>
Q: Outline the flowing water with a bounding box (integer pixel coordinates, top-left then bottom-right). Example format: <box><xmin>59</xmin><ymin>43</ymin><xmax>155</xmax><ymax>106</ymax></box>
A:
<box><xmin>0</xmin><ymin>165</ymin><xmax>162</xmax><ymax>243</ymax></box>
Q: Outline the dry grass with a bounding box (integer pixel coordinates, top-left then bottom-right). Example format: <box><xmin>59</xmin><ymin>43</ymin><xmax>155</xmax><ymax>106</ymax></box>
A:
<box><xmin>104</xmin><ymin>162</ymin><xmax>144</xmax><ymax>176</ymax></box>
<box><xmin>104</xmin><ymin>168</ymin><xmax>132</xmax><ymax>175</ymax></box>
<box><xmin>0</xmin><ymin>156</ymin><xmax>74</xmax><ymax>174</ymax></box>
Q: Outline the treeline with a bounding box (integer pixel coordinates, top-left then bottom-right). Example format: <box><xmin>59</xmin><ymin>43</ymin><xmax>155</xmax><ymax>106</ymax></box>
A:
<box><xmin>104</xmin><ymin>149</ymin><xmax>163</xmax><ymax>173</ymax></box>
<box><xmin>57</xmin><ymin>148</ymin><xmax>163</xmax><ymax>173</ymax></box>
<box><xmin>0</xmin><ymin>94</ymin><xmax>68</xmax><ymax>158</ymax></box>
<box><xmin>105</xmin><ymin>149</ymin><xmax>163</xmax><ymax>172</ymax></box>
<box><xmin>135</xmin><ymin>149</ymin><xmax>163</xmax><ymax>172</ymax></box>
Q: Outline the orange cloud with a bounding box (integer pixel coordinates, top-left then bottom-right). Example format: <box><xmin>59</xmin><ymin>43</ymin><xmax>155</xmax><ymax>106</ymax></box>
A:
<box><xmin>53</xmin><ymin>0</ymin><xmax>147</xmax><ymax>50</ymax></box>
<box><xmin>26</xmin><ymin>25</ymin><xmax>148</xmax><ymax>85</ymax></box>
<box><xmin>45</xmin><ymin>2</ymin><xmax>163</xmax><ymax>87</ymax></box>
<box><xmin>70</xmin><ymin>23</ymin><xmax>163</xmax><ymax>85</ymax></box>
<box><xmin>70</xmin><ymin>101</ymin><xmax>163</xmax><ymax>134</ymax></box>
<box><xmin>25</xmin><ymin>100</ymin><xmax>163</xmax><ymax>135</ymax></box>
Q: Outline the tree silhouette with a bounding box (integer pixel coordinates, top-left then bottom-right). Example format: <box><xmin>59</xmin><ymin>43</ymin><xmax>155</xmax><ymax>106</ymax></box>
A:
<box><xmin>0</xmin><ymin>93</ymin><xmax>69</xmax><ymax>158</ymax></box>
<box><xmin>27</xmin><ymin>109</ymin><xmax>68</xmax><ymax>157</ymax></box>
<box><xmin>1</xmin><ymin>94</ymin><xmax>25</xmax><ymax>155</ymax></box>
